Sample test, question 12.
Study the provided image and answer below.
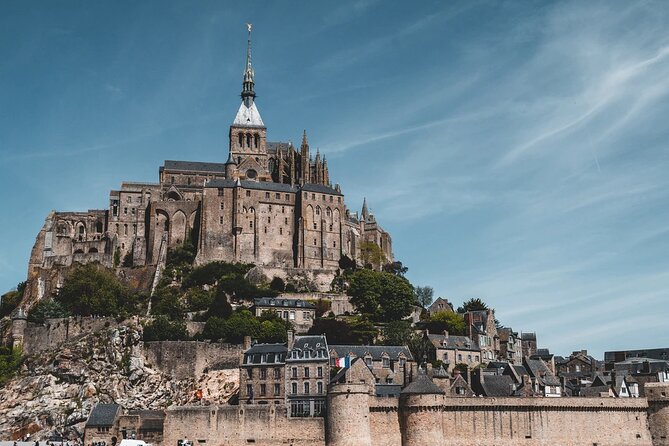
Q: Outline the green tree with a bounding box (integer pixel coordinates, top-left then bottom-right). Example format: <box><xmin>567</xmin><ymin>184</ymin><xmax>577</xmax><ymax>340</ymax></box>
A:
<box><xmin>360</xmin><ymin>241</ymin><xmax>386</xmax><ymax>270</ymax></box>
<box><xmin>183</xmin><ymin>287</ymin><xmax>214</xmax><ymax>312</ymax></box>
<box><xmin>347</xmin><ymin>269</ymin><xmax>415</xmax><ymax>321</ymax></box>
<box><xmin>407</xmin><ymin>333</ymin><xmax>435</xmax><ymax>366</ymax></box>
<box><xmin>207</xmin><ymin>288</ymin><xmax>233</xmax><ymax>319</ymax></box>
<box><xmin>338</xmin><ymin>255</ymin><xmax>356</xmax><ymax>271</ymax></box>
<box><xmin>307</xmin><ymin>316</ymin><xmax>376</xmax><ymax>344</ymax></box>
<box><xmin>57</xmin><ymin>264</ymin><xmax>136</xmax><ymax>316</ymax></box>
<box><xmin>457</xmin><ymin>298</ymin><xmax>489</xmax><ymax>313</ymax></box>
<box><xmin>415</xmin><ymin>286</ymin><xmax>434</xmax><ymax>308</ymax></box>
<box><xmin>143</xmin><ymin>315</ymin><xmax>188</xmax><ymax>341</ymax></box>
<box><xmin>424</xmin><ymin>311</ymin><xmax>466</xmax><ymax>336</ymax></box>
<box><xmin>27</xmin><ymin>298</ymin><xmax>70</xmax><ymax>323</ymax></box>
<box><xmin>113</xmin><ymin>247</ymin><xmax>121</xmax><ymax>268</ymax></box>
<box><xmin>0</xmin><ymin>346</ymin><xmax>22</xmax><ymax>387</ymax></box>
<box><xmin>202</xmin><ymin>316</ymin><xmax>228</xmax><ymax>341</ymax></box>
<box><xmin>269</xmin><ymin>277</ymin><xmax>285</xmax><ymax>292</ymax></box>
<box><xmin>0</xmin><ymin>281</ymin><xmax>25</xmax><ymax>317</ymax></box>
<box><xmin>382</xmin><ymin>320</ymin><xmax>413</xmax><ymax>346</ymax></box>
<box><xmin>151</xmin><ymin>287</ymin><xmax>185</xmax><ymax>320</ymax></box>
<box><xmin>383</xmin><ymin>261</ymin><xmax>408</xmax><ymax>277</ymax></box>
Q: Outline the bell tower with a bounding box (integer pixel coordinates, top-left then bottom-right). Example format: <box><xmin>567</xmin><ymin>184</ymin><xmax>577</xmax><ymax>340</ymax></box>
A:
<box><xmin>228</xmin><ymin>23</ymin><xmax>270</xmax><ymax>182</ymax></box>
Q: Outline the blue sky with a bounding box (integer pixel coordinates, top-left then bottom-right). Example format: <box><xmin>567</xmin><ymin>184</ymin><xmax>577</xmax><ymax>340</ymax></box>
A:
<box><xmin>1</xmin><ymin>1</ymin><xmax>668</xmax><ymax>358</ymax></box>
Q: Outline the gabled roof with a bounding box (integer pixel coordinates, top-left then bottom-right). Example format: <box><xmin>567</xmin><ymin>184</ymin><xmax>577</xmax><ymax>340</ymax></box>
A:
<box><xmin>292</xmin><ymin>335</ymin><xmax>327</xmax><ymax>352</ymax></box>
<box><xmin>481</xmin><ymin>375</ymin><xmax>515</xmax><ymax>397</ymax></box>
<box><xmin>524</xmin><ymin>358</ymin><xmax>551</xmax><ymax>377</ymax></box>
<box><xmin>427</xmin><ymin>334</ymin><xmax>478</xmax><ymax>351</ymax></box>
<box><xmin>232</xmin><ymin>101</ymin><xmax>265</xmax><ymax>127</ymax></box>
<box><xmin>245</xmin><ymin>343</ymin><xmax>288</xmax><ymax>355</ymax></box>
<box><xmin>432</xmin><ymin>365</ymin><xmax>449</xmax><ymax>378</ymax></box>
<box><xmin>401</xmin><ymin>374</ymin><xmax>445</xmax><ymax>395</ymax></box>
<box><xmin>86</xmin><ymin>403</ymin><xmax>120</xmax><ymax>427</ymax></box>
<box><xmin>330</xmin><ymin>345</ymin><xmax>413</xmax><ymax>361</ymax></box>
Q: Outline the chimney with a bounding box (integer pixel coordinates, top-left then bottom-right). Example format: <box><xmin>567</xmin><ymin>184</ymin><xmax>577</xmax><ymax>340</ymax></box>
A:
<box><xmin>243</xmin><ymin>336</ymin><xmax>252</xmax><ymax>350</ymax></box>
<box><xmin>443</xmin><ymin>330</ymin><xmax>449</xmax><ymax>340</ymax></box>
<box><xmin>287</xmin><ymin>330</ymin><xmax>295</xmax><ymax>350</ymax></box>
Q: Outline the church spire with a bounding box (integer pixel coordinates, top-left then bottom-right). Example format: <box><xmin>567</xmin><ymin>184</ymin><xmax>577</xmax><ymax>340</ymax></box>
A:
<box><xmin>241</xmin><ymin>23</ymin><xmax>255</xmax><ymax>107</ymax></box>
<box><xmin>362</xmin><ymin>198</ymin><xmax>369</xmax><ymax>220</ymax></box>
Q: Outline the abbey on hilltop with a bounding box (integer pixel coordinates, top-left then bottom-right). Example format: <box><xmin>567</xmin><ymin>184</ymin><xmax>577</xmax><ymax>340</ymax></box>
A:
<box><xmin>24</xmin><ymin>27</ymin><xmax>393</xmax><ymax>302</ymax></box>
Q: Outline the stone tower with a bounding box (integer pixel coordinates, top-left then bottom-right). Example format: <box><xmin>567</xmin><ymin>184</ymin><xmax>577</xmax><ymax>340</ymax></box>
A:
<box><xmin>228</xmin><ymin>23</ymin><xmax>271</xmax><ymax>182</ymax></box>
<box><xmin>647</xmin><ymin>382</ymin><xmax>669</xmax><ymax>446</ymax></box>
<box><xmin>11</xmin><ymin>307</ymin><xmax>28</xmax><ymax>351</ymax></box>
<box><xmin>399</xmin><ymin>374</ymin><xmax>445</xmax><ymax>446</ymax></box>
<box><xmin>326</xmin><ymin>382</ymin><xmax>372</xmax><ymax>446</ymax></box>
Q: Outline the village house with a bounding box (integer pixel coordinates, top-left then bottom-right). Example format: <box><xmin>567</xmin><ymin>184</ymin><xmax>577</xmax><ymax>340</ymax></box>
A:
<box><xmin>329</xmin><ymin>345</ymin><xmax>413</xmax><ymax>386</ymax></box>
<box><xmin>286</xmin><ymin>332</ymin><xmax>329</xmax><ymax>417</ymax></box>
<box><xmin>463</xmin><ymin>309</ymin><xmax>499</xmax><ymax>362</ymax></box>
<box><xmin>497</xmin><ymin>327</ymin><xmax>521</xmax><ymax>364</ymax></box>
<box><xmin>251</xmin><ymin>297</ymin><xmax>316</xmax><ymax>333</ymax></box>
<box><xmin>427</xmin><ymin>297</ymin><xmax>454</xmax><ymax>316</ymax></box>
<box><xmin>425</xmin><ymin>331</ymin><xmax>481</xmax><ymax>373</ymax></box>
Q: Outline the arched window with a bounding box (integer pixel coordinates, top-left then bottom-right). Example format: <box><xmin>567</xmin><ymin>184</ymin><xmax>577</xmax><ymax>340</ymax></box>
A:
<box><xmin>246</xmin><ymin>133</ymin><xmax>251</xmax><ymax>148</ymax></box>
<box><xmin>254</xmin><ymin>134</ymin><xmax>259</xmax><ymax>148</ymax></box>
<box><xmin>269</xmin><ymin>158</ymin><xmax>276</xmax><ymax>173</ymax></box>
<box><xmin>238</xmin><ymin>133</ymin><xmax>243</xmax><ymax>147</ymax></box>
<box><xmin>96</xmin><ymin>221</ymin><xmax>103</xmax><ymax>233</ymax></box>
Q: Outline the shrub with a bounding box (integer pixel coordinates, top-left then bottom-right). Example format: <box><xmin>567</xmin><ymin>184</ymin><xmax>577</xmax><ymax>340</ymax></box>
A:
<box><xmin>57</xmin><ymin>264</ymin><xmax>136</xmax><ymax>316</ymax></box>
<box><xmin>0</xmin><ymin>346</ymin><xmax>22</xmax><ymax>387</ymax></box>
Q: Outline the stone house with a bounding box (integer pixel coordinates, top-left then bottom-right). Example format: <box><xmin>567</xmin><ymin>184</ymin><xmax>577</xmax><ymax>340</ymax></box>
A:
<box><xmin>497</xmin><ymin>327</ymin><xmax>521</xmax><ymax>364</ymax></box>
<box><xmin>84</xmin><ymin>403</ymin><xmax>121</xmax><ymax>445</ymax></box>
<box><xmin>427</xmin><ymin>297</ymin><xmax>454</xmax><ymax>315</ymax></box>
<box><xmin>252</xmin><ymin>297</ymin><xmax>315</xmax><ymax>333</ymax></box>
<box><xmin>430</xmin><ymin>366</ymin><xmax>474</xmax><ymax>396</ymax></box>
<box><xmin>329</xmin><ymin>345</ymin><xmax>413</xmax><ymax>386</ymax></box>
<box><xmin>426</xmin><ymin>331</ymin><xmax>481</xmax><ymax>373</ymax></box>
<box><xmin>239</xmin><ymin>342</ymin><xmax>288</xmax><ymax>405</ymax></box>
<box><xmin>521</xmin><ymin>332</ymin><xmax>538</xmax><ymax>358</ymax></box>
<box><xmin>286</xmin><ymin>332</ymin><xmax>329</xmax><ymax>417</ymax></box>
<box><xmin>117</xmin><ymin>410</ymin><xmax>165</xmax><ymax>443</ymax></box>
<box><xmin>524</xmin><ymin>357</ymin><xmax>562</xmax><ymax>397</ymax></box>
<box><xmin>463</xmin><ymin>309</ymin><xmax>499</xmax><ymax>362</ymax></box>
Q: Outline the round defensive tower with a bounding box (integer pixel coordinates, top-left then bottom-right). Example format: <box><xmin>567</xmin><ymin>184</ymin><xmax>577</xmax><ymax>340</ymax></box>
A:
<box><xmin>326</xmin><ymin>382</ymin><xmax>372</xmax><ymax>446</ymax></box>
<box><xmin>11</xmin><ymin>307</ymin><xmax>28</xmax><ymax>350</ymax></box>
<box><xmin>399</xmin><ymin>373</ymin><xmax>445</xmax><ymax>446</ymax></box>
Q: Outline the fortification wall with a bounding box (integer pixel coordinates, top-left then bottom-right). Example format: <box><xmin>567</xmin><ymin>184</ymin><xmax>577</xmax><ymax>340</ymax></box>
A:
<box><xmin>395</xmin><ymin>396</ymin><xmax>652</xmax><ymax>446</ymax></box>
<box><xmin>163</xmin><ymin>404</ymin><xmax>325</xmax><ymax>446</ymax></box>
<box><xmin>143</xmin><ymin>341</ymin><xmax>243</xmax><ymax>379</ymax></box>
<box><xmin>369</xmin><ymin>397</ymin><xmax>401</xmax><ymax>446</ymax></box>
<box><xmin>22</xmin><ymin>316</ymin><xmax>126</xmax><ymax>354</ymax></box>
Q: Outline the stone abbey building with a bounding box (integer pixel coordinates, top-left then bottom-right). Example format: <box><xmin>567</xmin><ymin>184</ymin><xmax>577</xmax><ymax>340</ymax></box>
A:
<box><xmin>25</xmin><ymin>30</ymin><xmax>392</xmax><ymax>300</ymax></box>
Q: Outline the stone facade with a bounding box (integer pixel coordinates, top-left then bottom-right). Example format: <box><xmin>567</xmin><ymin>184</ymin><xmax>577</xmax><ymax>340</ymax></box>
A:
<box><xmin>22</xmin><ymin>32</ymin><xmax>393</xmax><ymax>303</ymax></box>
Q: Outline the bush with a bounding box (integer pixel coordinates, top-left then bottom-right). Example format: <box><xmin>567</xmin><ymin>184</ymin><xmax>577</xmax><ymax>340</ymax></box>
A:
<box><xmin>57</xmin><ymin>264</ymin><xmax>137</xmax><ymax>316</ymax></box>
<box><xmin>0</xmin><ymin>284</ymin><xmax>24</xmax><ymax>318</ymax></box>
<box><xmin>269</xmin><ymin>277</ymin><xmax>285</xmax><ymax>292</ymax></box>
<box><xmin>27</xmin><ymin>298</ymin><xmax>70</xmax><ymax>323</ymax></box>
<box><xmin>0</xmin><ymin>347</ymin><xmax>22</xmax><ymax>387</ymax></box>
<box><xmin>143</xmin><ymin>315</ymin><xmax>188</xmax><ymax>341</ymax></box>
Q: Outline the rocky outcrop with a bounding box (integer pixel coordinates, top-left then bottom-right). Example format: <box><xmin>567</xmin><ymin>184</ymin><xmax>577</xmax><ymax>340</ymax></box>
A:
<box><xmin>0</xmin><ymin>322</ymin><xmax>239</xmax><ymax>440</ymax></box>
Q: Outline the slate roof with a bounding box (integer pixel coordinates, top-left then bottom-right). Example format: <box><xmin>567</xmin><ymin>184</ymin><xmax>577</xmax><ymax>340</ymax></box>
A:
<box><xmin>301</xmin><ymin>183</ymin><xmax>342</xmax><ymax>195</ymax></box>
<box><xmin>267</xmin><ymin>142</ymin><xmax>291</xmax><ymax>153</ymax></box>
<box><xmin>163</xmin><ymin>160</ymin><xmax>228</xmax><ymax>173</ymax></box>
<box><xmin>206</xmin><ymin>178</ymin><xmax>298</xmax><ymax>193</ymax></box>
<box><xmin>376</xmin><ymin>384</ymin><xmax>402</xmax><ymax>397</ymax></box>
<box><xmin>521</xmin><ymin>332</ymin><xmax>536</xmax><ymax>341</ymax></box>
<box><xmin>233</xmin><ymin>101</ymin><xmax>265</xmax><ymax>127</ymax></box>
<box><xmin>86</xmin><ymin>403</ymin><xmax>120</xmax><ymax>427</ymax></box>
<box><xmin>291</xmin><ymin>335</ymin><xmax>328</xmax><ymax>352</ymax></box>
<box><xmin>432</xmin><ymin>365</ymin><xmax>449</xmax><ymax>378</ymax></box>
<box><xmin>427</xmin><ymin>334</ymin><xmax>478</xmax><ymax>351</ymax></box>
<box><xmin>254</xmin><ymin>297</ymin><xmax>315</xmax><ymax>309</ymax></box>
<box><xmin>580</xmin><ymin>385</ymin><xmax>610</xmax><ymax>397</ymax></box>
<box><xmin>245</xmin><ymin>343</ymin><xmax>288</xmax><ymax>355</ymax></box>
<box><xmin>524</xmin><ymin>358</ymin><xmax>551</xmax><ymax>378</ymax></box>
<box><xmin>401</xmin><ymin>374</ymin><xmax>445</xmax><ymax>395</ymax></box>
<box><xmin>330</xmin><ymin>345</ymin><xmax>413</xmax><ymax>361</ymax></box>
<box><xmin>481</xmin><ymin>375</ymin><xmax>515</xmax><ymax>397</ymax></box>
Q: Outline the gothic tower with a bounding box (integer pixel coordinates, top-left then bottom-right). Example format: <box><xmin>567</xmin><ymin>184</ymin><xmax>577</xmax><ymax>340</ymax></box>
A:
<box><xmin>228</xmin><ymin>24</ymin><xmax>271</xmax><ymax>182</ymax></box>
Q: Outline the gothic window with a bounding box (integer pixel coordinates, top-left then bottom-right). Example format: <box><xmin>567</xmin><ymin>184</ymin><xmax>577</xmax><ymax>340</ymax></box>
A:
<box><xmin>254</xmin><ymin>134</ymin><xmax>259</xmax><ymax>148</ymax></box>
<box><xmin>326</xmin><ymin>208</ymin><xmax>331</xmax><ymax>217</ymax></box>
<box><xmin>246</xmin><ymin>134</ymin><xmax>251</xmax><ymax>148</ymax></box>
<box><xmin>250</xmin><ymin>207</ymin><xmax>255</xmax><ymax>213</ymax></box>
<box><xmin>316</xmin><ymin>207</ymin><xmax>320</xmax><ymax>215</ymax></box>
<box><xmin>238</xmin><ymin>133</ymin><xmax>243</xmax><ymax>147</ymax></box>
<box><xmin>246</xmin><ymin>190</ymin><xmax>251</xmax><ymax>197</ymax></box>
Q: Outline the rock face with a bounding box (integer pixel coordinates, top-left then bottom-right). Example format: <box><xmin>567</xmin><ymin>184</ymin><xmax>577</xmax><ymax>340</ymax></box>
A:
<box><xmin>0</xmin><ymin>322</ymin><xmax>239</xmax><ymax>440</ymax></box>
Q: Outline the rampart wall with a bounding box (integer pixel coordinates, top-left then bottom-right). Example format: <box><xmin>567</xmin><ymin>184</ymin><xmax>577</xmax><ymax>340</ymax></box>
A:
<box><xmin>163</xmin><ymin>405</ymin><xmax>325</xmax><ymax>446</ymax></box>
<box><xmin>22</xmin><ymin>316</ymin><xmax>127</xmax><ymax>354</ymax></box>
<box><xmin>143</xmin><ymin>341</ymin><xmax>243</xmax><ymax>379</ymax></box>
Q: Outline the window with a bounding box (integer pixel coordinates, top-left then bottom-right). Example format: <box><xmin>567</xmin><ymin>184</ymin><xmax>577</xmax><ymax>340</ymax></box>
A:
<box><xmin>365</xmin><ymin>357</ymin><xmax>372</xmax><ymax>367</ymax></box>
<box><xmin>468</xmin><ymin>355</ymin><xmax>472</xmax><ymax>361</ymax></box>
<box><xmin>276</xmin><ymin>193</ymin><xmax>280</xmax><ymax>199</ymax></box>
<box><xmin>246</xmin><ymin>368</ymin><xmax>253</xmax><ymax>379</ymax></box>
<box><xmin>254</xmin><ymin>134</ymin><xmax>259</xmax><ymax>148</ymax></box>
<box><xmin>292</xmin><ymin>367</ymin><xmax>297</xmax><ymax>378</ymax></box>
<box><xmin>220</xmin><ymin>201</ymin><xmax>224</xmax><ymax>210</ymax></box>
<box><xmin>333</xmin><ymin>241</ymin><xmax>336</xmax><ymax>248</ymax></box>
<box><xmin>246</xmin><ymin>384</ymin><xmax>253</xmax><ymax>397</ymax></box>
<box><xmin>318</xmin><ymin>382</ymin><xmax>323</xmax><ymax>394</ymax></box>
<box><xmin>265</xmin><ymin>192</ymin><xmax>270</xmax><ymax>199</ymax></box>
<box><xmin>260</xmin><ymin>384</ymin><xmax>266</xmax><ymax>396</ymax></box>
<box><xmin>218</xmin><ymin>188</ymin><xmax>225</xmax><ymax>197</ymax></box>
<box><xmin>274</xmin><ymin>383</ymin><xmax>281</xmax><ymax>395</ymax></box>
<box><xmin>382</xmin><ymin>357</ymin><xmax>390</xmax><ymax>368</ymax></box>
<box><xmin>304</xmin><ymin>382</ymin><xmax>310</xmax><ymax>394</ymax></box>
<box><xmin>285</xmin><ymin>217</ymin><xmax>288</xmax><ymax>224</ymax></box>
<box><xmin>279</xmin><ymin>228</ymin><xmax>283</xmax><ymax>235</ymax></box>
<box><xmin>238</xmin><ymin>133</ymin><xmax>243</xmax><ymax>147</ymax></box>
<box><xmin>322</xmin><ymin>195</ymin><xmax>326</xmax><ymax>201</ymax></box>
<box><xmin>260</xmin><ymin>368</ymin><xmax>267</xmax><ymax>379</ymax></box>
<box><xmin>292</xmin><ymin>383</ymin><xmax>297</xmax><ymax>394</ymax></box>
<box><xmin>458</xmin><ymin>354</ymin><xmax>462</xmax><ymax>361</ymax></box>
<box><xmin>220</xmin><ymin>216</ymin><xmax>224</xmax><ymax>224</ymax></box>
<box><xmin>281</xmin><ymin>206</ymin><xmax>285</xmax><ymax>213</ymax></box>
<box><xmin>316</xmin><ymin>208</ymin><xmax>320</xmax><ymax>215</ymax></box>
<box><xmin>171</xmin><ymin>176</ymin><xmax>175</xmax><ymax>184</ymax></box>
<box><xmin>274</xmin><ymin>368</ymin><xmax>281</xmax><ymax>379</ymax></box>
<box><xmin>124</xmin><ymin>224</ymin><xmax>128</xmax><ymax>236</ymax></box>
<box><xmin>268</xmin><ymin>216</ymin><xmax>271</xmax><ymax>223</ymax></box>
<box><xmin>289</xmin><ymin>311</ymin><xmax>295</xmax><ymax>320</ymax></box>
<box><xmin>246</xmin><ymin>190</ymin><xmax>251</xmax><ymax>197</ymax></box>
<box><xmin>317</xmin><ymin>366</ymin><xmax>323</xmax><ymax>378</ymax></box>
<box><xmin>264</xmin><ymin>227</ymin><xmax>267</xmax><ymax>234</ymax></box>
<box><xmin>124</xmin><ymin>207</ymin><xmax>128</xmax><ymax>215</ymax></box>
<box><xmin>188</xmin><ymin>177</ymin><xmax>191</xmax><ymax>185</ymax></box>
<box><xmin>313</xmin><ymin>223</ymin><xmax>317</xmax><ymax>229</ymax></box>
<box><xmin>312</xmin><ymin>194</ymin><xmax>315</xmax><ymax>199</ymax></box>
<box><xmin>304</xmin><ymin>367</ymin><xmax>310</xmax><ymax>378</ymax></box>
<box><xmin>285</xmin><ymin>194</ymin><xmax>290</xmax><ymax>201</ymax></box>
<box><xmin>133</xmin><ymin>224</ymin><xmax>137</xmax><ymax>235</ymax></box>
